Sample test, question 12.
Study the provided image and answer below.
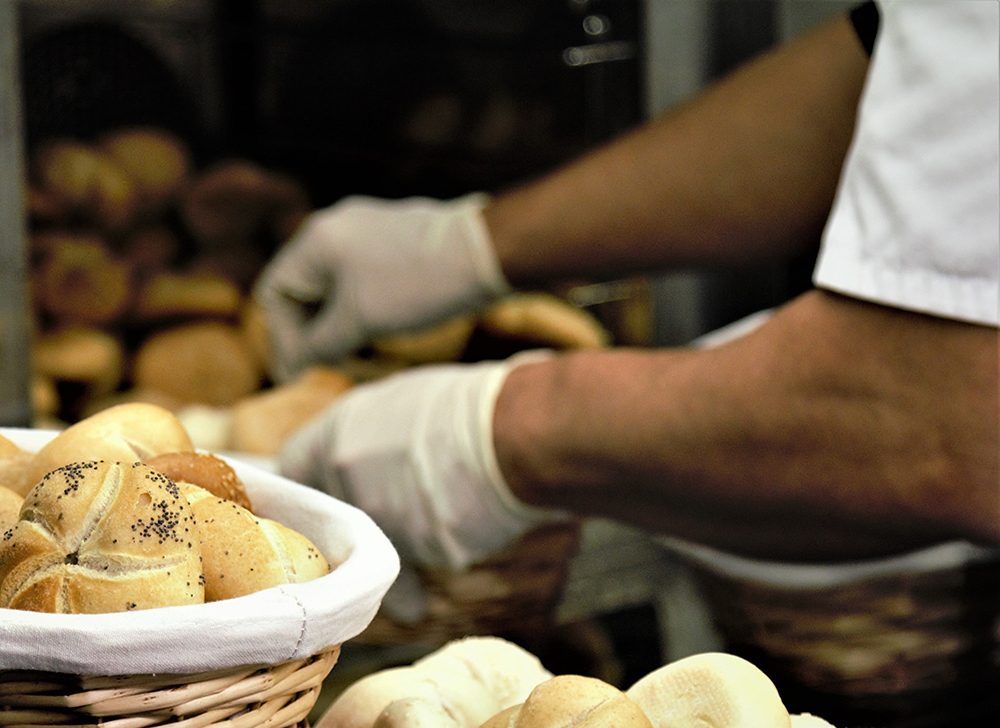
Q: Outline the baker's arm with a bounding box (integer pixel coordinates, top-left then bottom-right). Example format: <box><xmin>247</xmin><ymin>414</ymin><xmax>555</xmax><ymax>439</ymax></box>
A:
<box><xmin>486</xmin><ymin>14</ymin><xmax>871</xmax><ymax>285</ymax></box>
<box><xmin>495</xmin><ymin>289</ymin><xmax>1000</xmax><ymax>561</ymax></box>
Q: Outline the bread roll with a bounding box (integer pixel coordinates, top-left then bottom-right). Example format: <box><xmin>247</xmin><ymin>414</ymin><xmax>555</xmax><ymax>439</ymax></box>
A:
<box><xmin>319</xmin><ymin>637</ymin><xmax>551</xmax><ymax>728</ymax></box>
<box><xmin>146</xmin><ymin>451</ymin><xmax>252</xmax><ymax>512</ymax></box>
<box><xmin>0</xmin><ymin>461</ymin><xmax>204</xmax><ymax>613</ymax></box>
<box><xmin>376</xmin><ymin>697</ymin><xmax>463</xmax><ymax>728</ymax></box>
<box><xmin>478</xmin><ymin>294</ymin><xmax>610</xmax><ymax>350</ymax></box>
<box><xmin>625</xmin><ymin>653</ymin><xmax>791</xmax><ymax>728</ymax></box>
<box><xmin>0</xmin><ymin>485</ymin><xmax>23</xmax><ymax>533</ymax></box>
<box><xmin>31</xmin><ymin>139</ymin><xmax>138</xmax><ymax>231</ymax></box>
<box><xmin>0</xmin><ymin>436</ymin><xmax>34</xmax><ymax>495</ymax></box>
<box><xmin>485</xmin><ymin>675</ymin><xmax>652</xmax><ymax>728</ymax></box>
<box><xmin>229</xmin><ymin>367</ymin><xmax>353</xmax><ymax>455</ymax></box>
<box><xmin>99</xmin><ymin>127</ymin><xmax>192</xmax><ymax>215</ymax></box>
<box><xmin>371</xmin><ymin>315</ymin><xmax>476</xmax><ymax>365</ymax></box>
<box><xmin>133</xmin><ymin>322</ymin><xmax>263</xmax><ymax>407</ymax></box>
<box><xmin>33</xmin><ymin>327</ymin><xmax>125</xmax><ymax>401</ymax></box>
<box><xmin>20</xmin><ymin>403</ymin><xmax>193</xmax><ymax>496</ymax></box>
<box><xmin>133</xmin><ymin>272</ymin><xmax>243</xmax><ymax>322</ymax></box>
<box><xmin>32</xmin><ymin>234</ymin><xmax>132</xmax><ymax>326</ymax></box>
<box><xmin>178</xmin><ymin>482</ymin><xmax>329</xmax><ymax>601</ymax></box>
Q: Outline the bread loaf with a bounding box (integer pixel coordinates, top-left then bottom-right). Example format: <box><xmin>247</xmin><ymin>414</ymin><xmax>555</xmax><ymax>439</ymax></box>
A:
<box><xmin>20</xmin><ymin>403</ymin><xmax>193</xmax><ymax>496</ymax></box>
<box><xmin>32</xmin><ymin>234</ymin><xmax>132</xmax><ymax>326</ymax></box>
<box><xmin>0</xmin><ymin>436</ymin><xmax>33</xmax><ymax>497</ymax></box>
<box><xmin>146</xmin><ymin>451</ymin><xmax>253</xmax><ymax>512</ymax></box>
<box><xmin>133</xmin><ymin>272</ymin><xmax>243</xmax><ymax>322</ymax></box>
<box><xmin>625</xmin><ymin>652</ymin><xmax>791</xmax><ymax>728</ymax></box>
<box><xmin>0</xmin><ymin>461</ymin><xmax>204</xmax><ymax>613</ymax></box>
<box><xmin>33</xmin><ymin>327</ymin><xmax>126</xmax><ymax>401</ymax></box>
<box><xmin>178</xmin><ymin>482</ymin><xmax>329</xmax><ymax>601</ymax></box>
<box><xmin>0</xmin><ymin>485</ymin><xmax>23</xmax><ymax>533</ymax></box>
<box><xmin>98</xmin><ymin>127</ymin><xmax>192</xmax><ymax>216</ymax></box>
<box><xmin>133</xmin><ymin>322</ymin><xmax>263</xmax><ymax>407</ymax></box>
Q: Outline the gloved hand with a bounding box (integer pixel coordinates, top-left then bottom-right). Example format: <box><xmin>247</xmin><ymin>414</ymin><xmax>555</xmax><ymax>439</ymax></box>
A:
<box><xmin>253</xmin><ymin>193</ymin><xmax>511</xmax><ymax>381</ymax></box>
<box><xmin>279</xmin><ymin>352</ymin><xmax>564</xmax><ymax>573</ymax></box>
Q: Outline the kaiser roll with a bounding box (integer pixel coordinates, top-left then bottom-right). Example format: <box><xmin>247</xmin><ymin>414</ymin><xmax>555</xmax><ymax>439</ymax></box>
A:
<box><xmin>0</xmin><ymin>461</ymin><xmax>204</xmax><ymax>613</ymax></box>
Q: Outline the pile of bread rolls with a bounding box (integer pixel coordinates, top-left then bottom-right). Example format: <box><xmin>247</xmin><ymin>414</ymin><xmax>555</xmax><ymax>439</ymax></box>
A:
<box><xmin>24</xmin><ymin>125</ymin><xmax>611</xmax><ymax>457</ymax></box>
<box><xmin>318</xmin><ymin>636</ymin><xmax>836</xmax><ymax>728</ymax></box>
<box><xmin>0</xmin><ymin>403</ymin><xmax>332</xmax><ymax>614</ymax></box>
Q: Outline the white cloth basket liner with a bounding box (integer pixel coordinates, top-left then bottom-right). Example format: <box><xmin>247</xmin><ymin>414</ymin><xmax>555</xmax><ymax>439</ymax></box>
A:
<box><xmin>0</xmin><ymin>427</ymin><xmax>400</xmax><ymax>676</ymax></box>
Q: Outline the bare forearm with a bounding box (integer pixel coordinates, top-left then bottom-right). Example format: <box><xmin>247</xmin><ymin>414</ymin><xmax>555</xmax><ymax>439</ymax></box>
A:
<box><xmin>485</xmin><ymin>15</ymin><xmax>870</xmax><ymax>286</ymax></box>
<box><xmin>493</xmin><ymin>291</ymin><xmax>1000</xmax><ymax>561</ymax></box>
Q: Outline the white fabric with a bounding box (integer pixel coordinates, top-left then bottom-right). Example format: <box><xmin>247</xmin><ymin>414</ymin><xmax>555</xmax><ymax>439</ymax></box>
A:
<box><xmin>814</xmin><ymin>0</ymin><xmax>1000</xmax><ymax>325</ymax></box>
<box><xmin>0</xmin><ymin>427</ymin><xmax>399</xmax><ymax>676</ymax></box>
<box><xmin>279</xmin><ymin>352</ymin><xmax>562</xmax><ymax>572</ymax></box>
<box><xmin>254</xmin><ymin>193</ymin><xmax>511</xmax><ymax>381</ymax></box>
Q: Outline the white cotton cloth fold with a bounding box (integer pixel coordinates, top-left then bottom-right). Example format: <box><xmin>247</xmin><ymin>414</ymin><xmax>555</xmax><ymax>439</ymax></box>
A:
<box><xmin>0</xmin><ymin>427</ymin><xmax>400</xmax><ymax>676</ymax></box>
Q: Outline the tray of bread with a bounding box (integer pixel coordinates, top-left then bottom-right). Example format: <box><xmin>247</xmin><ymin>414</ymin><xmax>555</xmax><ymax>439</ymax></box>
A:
<box><xmin>0</xmin><ymin>402</ymin><xmax>399</xmax><ymax>728</ymax></box>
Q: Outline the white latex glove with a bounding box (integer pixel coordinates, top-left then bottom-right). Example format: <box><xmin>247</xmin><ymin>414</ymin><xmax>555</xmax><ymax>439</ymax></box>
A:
<box><xmin>254</xmin><ymin>193</ymin><xmax>510</xmax><ymax>381</ymax></box>
<box><xmin>279</xmin><ymin>352</ymin><xmax>562</xmax><ymax>573</ymax></box>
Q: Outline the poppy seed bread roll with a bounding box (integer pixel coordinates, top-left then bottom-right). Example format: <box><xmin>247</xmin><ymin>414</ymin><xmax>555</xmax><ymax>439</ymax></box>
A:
<box><xmin>179</xmin><ymin>482</ymin><xmax>330</xmax><ymax>601</ymax></box>
<box><xmin>0</xmin><ymin>461</ymin><xmax>204</xmax><ymax>613</ymax></box>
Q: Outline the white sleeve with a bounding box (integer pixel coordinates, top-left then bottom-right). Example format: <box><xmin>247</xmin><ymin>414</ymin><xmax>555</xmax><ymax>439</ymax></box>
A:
<box><xmin>813</xmin><ymin>0</ymin><xmax>999</xmax><ymax>326</ymax></box>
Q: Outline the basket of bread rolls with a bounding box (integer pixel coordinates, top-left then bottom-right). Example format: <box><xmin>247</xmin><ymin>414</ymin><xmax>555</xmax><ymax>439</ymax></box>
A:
<box><xmin>0</xmin><ymin>402</ymin><xmax>399</xmax><ymax>728</ymax></box>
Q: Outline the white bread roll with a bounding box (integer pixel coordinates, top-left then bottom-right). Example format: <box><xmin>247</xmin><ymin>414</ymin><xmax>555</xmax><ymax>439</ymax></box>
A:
<box><xmin>319</xmin><ymin>664</ymin><xmax>501</xmax><ymax>728</ymax></box>
<box><xmin>319</xmin><ymin>637</ymin><xmax>550</xmax><ymax>728</ymax></box>
<box><xmin>20</xmin><ymin>403</ymin><xmax>194</xmax><ymax>496</ymax></box>
<box><xmin>625</xmin><ymin>653</ymin><xmax>791</xmax><ymax>728</ymax></box>
<box><xmin>0</xmin><ymin>461</ymin><xmax>204</xmax><ymax>613</ymax></box>
<box><xmin>0</xmin><ymin>485</ymin><xmax>23</xmax><ymax>533</ymax></box>
<box><xmin>178</xmin><ymin>482</ymin><xmax>329</xmax><ymax>601</ymax></box>
<box><xmin>483</xmin><ymin>675</ymin><xmax>652</xmax><ymax>728</ymax></box>
<box><xmin>375</xmin><ymin>697</ymin><xmax>463</xmax><ymax>728</ymax></box>
<box><xmin>414</xmin><ymin>636</ymin><xmax>554</xmax><ymax>709</ymax></box>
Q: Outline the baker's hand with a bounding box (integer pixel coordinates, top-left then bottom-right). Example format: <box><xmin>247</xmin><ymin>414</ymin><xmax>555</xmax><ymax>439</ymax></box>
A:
<box><xmin>253</xmin><ymin>193</ymin><xmax>511</xmax><ymax>381</ymax></box>
<box><xmin>279</xmin><ymin>353</ymin><xmax>563</xmax><ymax>572</ymax></box>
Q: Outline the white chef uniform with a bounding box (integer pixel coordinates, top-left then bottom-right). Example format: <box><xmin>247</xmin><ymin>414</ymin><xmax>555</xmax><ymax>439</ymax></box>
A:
<box><xmin>814</xmin><ymin>0</ymin><xmax>1000</xmax><ymax>326</ymax></box>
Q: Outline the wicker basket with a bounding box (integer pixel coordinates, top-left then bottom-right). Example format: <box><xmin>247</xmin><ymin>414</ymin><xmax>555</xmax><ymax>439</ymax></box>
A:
<box><xmin>0</xmin><ymin>428</ymin><xmax>399</xmax><ymax>728</ymax></box>
<box><xmin>0</xmin><ymin>647</ymin><xmax>340</xmax><ymax>728</ymax></box>
<box><xmin>357</xmin><ymin>520</ymin><xmax>582</xmax><ymax>649</ymax></box>
<box><xmin>662</xmin><ymin>536</ymin><xmax>1000</xmax><ymax>724</ymax></box>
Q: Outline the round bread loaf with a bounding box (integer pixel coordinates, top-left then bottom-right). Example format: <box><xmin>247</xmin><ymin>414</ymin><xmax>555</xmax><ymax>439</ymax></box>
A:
<box><xmin>0</xmin><ymin>461</ymin><xmax>204</xmax><ymax>613</ymax></box>
<box><xmin>33</xmin><ymin>327</ymin><xmax>126</xmax><ymax>401</ymax></box>
<box><xmin>98</xmin><ymin>127</ymin><xmax>192</xmax><ymax>215</ymax></box>
<box><xmin>483</xmin><ymin>675</ymin><xmax>652</xmax><ymax>728</ymax></box>
<box><xmin>146</xmin><ymin>451</ymin><xmax>252</xmax><ymax>512</ymax></box>
<box><xmin>20</xmin><ymin>403</ymin><xmax>194</xmax><ymax>496</ymax></box>
<box><xmin>625</xmin><ymin>652</ymin><xmax>791</xmax><ymax>728</ymax></box>
<box><xmin>0</xmin><ymin>485</ymin><xmax>23</xmax><ymax>533</ymax></box>
<box><xmin>133</xmin><ymin>322</ymin><xmax>263</xmax><ymax>407</ymax></box>
<box><xmin>178</xmin><ymin>482</ymin><xmax>329</xmax><ymax>601</ymax></box>
<box><xmin>0</xmin><ymin>436</ymin><xmax>33</xmax><ymax>497</ymax></box>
